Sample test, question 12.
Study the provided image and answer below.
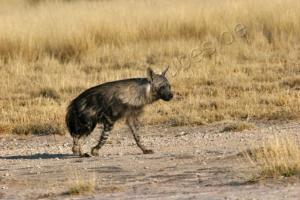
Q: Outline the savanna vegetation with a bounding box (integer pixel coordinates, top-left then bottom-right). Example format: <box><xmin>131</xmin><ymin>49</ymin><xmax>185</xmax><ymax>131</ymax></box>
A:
<box><xmin>0</xmin><ymin>0</ymin><xmax>300</xmax><ymax>136</ymax></box>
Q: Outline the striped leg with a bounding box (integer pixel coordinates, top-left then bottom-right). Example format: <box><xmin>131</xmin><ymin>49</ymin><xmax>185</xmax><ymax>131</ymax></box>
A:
<box><xmin>91</xmin><ymin>124</ymin><xmax>112</xmax><ymax>156</ymax></box>
<box><xmin>126</xmin><ymin>117</ymin><xmax>154</xmax><ymax>154</ymax></box>
<box><xmin>72</xmin><ymin>135</ymin><xmax>86</xmax><ymax>156</ymax></box>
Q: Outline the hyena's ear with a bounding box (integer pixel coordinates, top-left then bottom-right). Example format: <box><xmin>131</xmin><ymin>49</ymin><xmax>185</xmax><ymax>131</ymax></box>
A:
<box><xmin>161</xmin><ymin>66</ymin><xmax>169</xmax><ymax>77</ymax></box>
<box><xmin>147</xmin><ymin>67</ymin><xmax>155</xmax><ymax>82</ymax></box>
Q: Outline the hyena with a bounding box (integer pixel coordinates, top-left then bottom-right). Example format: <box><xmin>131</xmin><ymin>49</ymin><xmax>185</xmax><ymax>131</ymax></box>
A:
<box><xmin>65</xmin><ymin>67</ymin><xmax>173</xmax><ymax>156</ymax></box>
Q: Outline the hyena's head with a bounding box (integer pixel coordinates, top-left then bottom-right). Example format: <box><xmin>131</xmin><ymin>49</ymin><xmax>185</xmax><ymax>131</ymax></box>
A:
<box><xmin>147</xmin><ymin>67</ymin><xmax>173</xmax><ymax>101</ymax></box>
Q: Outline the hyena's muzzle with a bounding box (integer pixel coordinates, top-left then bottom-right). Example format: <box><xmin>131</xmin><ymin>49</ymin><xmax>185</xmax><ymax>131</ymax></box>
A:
<box><xmin>158</xmin><ymin>85</ymin><xmax>173</xmax><ymax>101</ymax></box>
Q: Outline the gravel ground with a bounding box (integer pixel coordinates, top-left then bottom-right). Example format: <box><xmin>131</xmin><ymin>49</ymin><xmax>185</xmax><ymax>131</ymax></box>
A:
<box><xmin>0</xmin><ymin>121</ymin><xmax>300</xmax><ymax>200</ymax></box>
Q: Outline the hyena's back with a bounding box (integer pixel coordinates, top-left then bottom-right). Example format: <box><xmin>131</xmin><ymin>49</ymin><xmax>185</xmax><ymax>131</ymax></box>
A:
<box><xmin>65</xmin><ymin>78</ymin><xmax>149</xmax><ymax>137</ymax></box>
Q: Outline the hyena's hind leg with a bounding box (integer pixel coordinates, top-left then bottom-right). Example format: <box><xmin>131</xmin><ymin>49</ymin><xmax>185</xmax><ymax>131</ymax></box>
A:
<box><xmin>91</xmin><ymin>123</ymin><xmax>113</xmax><ymax>156</ymax></box>
<box><xmin>126</xmin><ymin>117</ymin><xmax>154</xmax><ymax>154</ymax></box>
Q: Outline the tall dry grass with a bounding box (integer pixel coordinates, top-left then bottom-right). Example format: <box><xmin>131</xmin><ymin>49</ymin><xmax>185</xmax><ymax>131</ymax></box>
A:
<box><xmin>1</xmin><ymin>0</ymin><xmax>300</xmax><ymax>63</ymax></box>
<box><xmin>0</xmin><ymin>0</ymin><xmax>300</xmax><ymax>134</ymax></box>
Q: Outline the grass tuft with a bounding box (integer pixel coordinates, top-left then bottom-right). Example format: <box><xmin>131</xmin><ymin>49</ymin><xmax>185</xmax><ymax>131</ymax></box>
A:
<box><xmin>66</xmin><ymin>172</ymin><xmax>95</xmax><ymax>196</ymax></box>
<box><xmin>67</xmin><ymin>182</ymin><xmax>95</xmax><ymax>195</ymax></box>
<box><xmin>0</xmin><ymin>124</ymin><xmax>11</xmax><ymax>134</ymax></box>
<box><xmin>244</xmin><ymin>136</ymin><xmax>300</xmax><ymax>180</ymax></box>
<box><xmin>281</xmin><ymin>76</ymin><xmax>300</xmax><ymax>89</ymax></box>
<box><xmin>36</xmin><ymin>87</ymin><xmax>60</xmax><ymax>100</ymax></box>
<box><xmin>222</xmin><ymin>121</ymin><xmax>254</xmax><ymax>132</ymax></box>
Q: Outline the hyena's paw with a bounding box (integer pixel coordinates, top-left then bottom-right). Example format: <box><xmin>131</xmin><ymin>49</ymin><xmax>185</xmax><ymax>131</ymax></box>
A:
<box><xmin>91</xmin><ymin>148</ymin><xmax>99</xmax><ymax>156</ymax></box>
<box><xmin>80</xmin><ymin>153</ymin><xmax>91</xmax><ymax>158</ymax></box>
<box><xmin>143</xmin><ymin>149</ymin><xmax>154</xmax><ymax>154</ymax></box>
<box><xmin>72</xmin><ymin>146</ymin><xmax>82</xmax><ymax>156</ymax></box>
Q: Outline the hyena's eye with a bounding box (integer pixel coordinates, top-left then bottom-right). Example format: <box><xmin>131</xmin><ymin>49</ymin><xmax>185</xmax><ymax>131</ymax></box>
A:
<box><xmin>160</xmin><ymin>85</ymin><xmax>167</xmax><ymax>90</ymax></box>
<box><xmin>162</xmin><ymin>85</ymin><xmax>170</xmax><ymax>90</ymax></box>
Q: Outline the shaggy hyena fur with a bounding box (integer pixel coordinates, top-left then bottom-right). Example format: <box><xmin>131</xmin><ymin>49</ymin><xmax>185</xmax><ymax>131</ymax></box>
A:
<box><xmin>66</xmin><ymin>67</ymin><xmax>173</xmax><ymax>156</ymax></box>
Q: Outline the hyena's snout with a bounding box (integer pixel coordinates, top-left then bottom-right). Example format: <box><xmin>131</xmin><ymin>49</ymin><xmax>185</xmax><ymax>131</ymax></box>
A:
<box><xmin>165</xmin><ymin>92</ymin><xmax>173</xmax><ymax>101</ymax></box>
<box><xmin>160</xmin><ymin>89</ymin><xmax>173</xmax><ymax>101</ymax></box>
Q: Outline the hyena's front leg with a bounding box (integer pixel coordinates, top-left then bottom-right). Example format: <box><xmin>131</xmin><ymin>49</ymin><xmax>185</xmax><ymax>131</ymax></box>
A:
<box><xmin>91</xmin><ymin>124</ymin><xmax>112</xmax><ymax>156</ymax></box>
<box><xmin>72</xmin><ymin>135</ymin><xmax>87</xmax><ymax>156</ymax></box>
<box><xmin>126</xmin><ymin>117</ymin><xmax>154</xmax><ymax>154</ymax></box>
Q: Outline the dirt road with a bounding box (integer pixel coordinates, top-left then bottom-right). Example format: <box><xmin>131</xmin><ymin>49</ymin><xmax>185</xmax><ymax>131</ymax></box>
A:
<box><xmin>1</xmin><ymin>121</ymin><xmax>300</xmax><ymax>199</ymax></box>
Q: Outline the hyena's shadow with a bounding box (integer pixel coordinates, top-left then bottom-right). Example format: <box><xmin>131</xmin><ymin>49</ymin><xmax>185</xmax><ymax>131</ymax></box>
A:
<box><xmin>0</xmin><ymin>153</ymin><xmax>75</xmax><ymax>160</ymax></box>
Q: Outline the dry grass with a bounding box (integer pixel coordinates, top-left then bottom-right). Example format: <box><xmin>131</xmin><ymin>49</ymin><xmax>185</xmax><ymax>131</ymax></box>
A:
<box><xmin>67</xmin><ymin>182</ymin><xmax>95</xmax><ymax>195</ymax></box>
<box><xmin>33</xmin><ymin>87</ymin><xmax>60</xmax><ymax>100</ymax></box>
<box><xmin>12</xmin><ymin>122</ymin><xmax>64</xmax><ymax>135</ymax></box>
<box><xmin>1</xmin><ymin>0</ymin><xmax>300</xmax><ymax>133</ymax></box>
<box><xmin>244</xmin><ymin>136</ymin><xmax>300</xmax><ymax>180</ymax></box>
<box><xmin>222</xmin><ymin>121</ymin><xmax>254</xmax><ymax>132</ymax></box>
<box><xmin>66</xmin><ymin>172</ymin><xmax>95</xmax><ymax>195</ymax></box>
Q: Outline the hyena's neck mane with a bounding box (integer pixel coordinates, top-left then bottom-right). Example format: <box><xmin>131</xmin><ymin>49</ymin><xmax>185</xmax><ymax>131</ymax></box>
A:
<box><xmin>115</xmin><ymin>78</ymin><xmax>158</xmax><ymax>107</ymax></box>
<box><xmin>144</xmin><ymin>81</ymin><xmax>159</xmax><ymax>104</ymax></box>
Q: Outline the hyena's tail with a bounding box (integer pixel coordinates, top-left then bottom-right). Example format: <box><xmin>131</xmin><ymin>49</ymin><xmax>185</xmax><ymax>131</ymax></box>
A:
<box><xmin>65</xmin><ymin>104</ymin><xmax>78</xmax><ymax>137</ymax></box>
<box><xmin>65</xmin><ymin>103</ymin><xmax>96</xmax><ymax>138</ymax></box>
